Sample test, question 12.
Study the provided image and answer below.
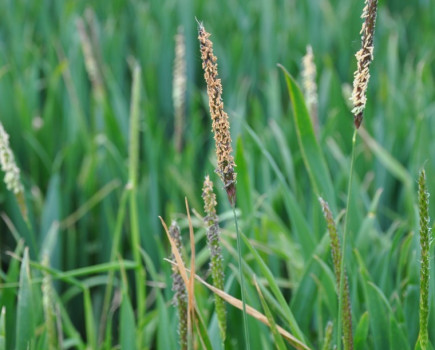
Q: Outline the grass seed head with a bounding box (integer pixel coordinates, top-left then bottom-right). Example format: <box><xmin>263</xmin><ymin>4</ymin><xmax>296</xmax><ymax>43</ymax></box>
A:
<box><xmin>173</xmin><ymin>26</ymin><xmax>187</xmax><ymax>153</ymax></box>
<box><xmin>417</xmin><ymin>169</ymin><xmax>431</xmax><ymax>349</ymax></box>
<box><xmin>202</xmin><ymin>175</ymin><xmax>227</xmax><ymax>341</ymax></box>
<box><xmin>302</xmin><ymin>45</ymin><xmax>318</xmax><ymax>133</ymax></box>
<box><xmin>198</xmin><ymin>22</ymin><xmax>237</xmax><ymax>205</ymax></box>
<box><xmin>169</xmin><ymin>221</ymin><xmax>188</xmax><ymax>350</ymax></box>
<box><xmin>319</xmin><ymin>197</ymin><xmax>354</xmax><ymax>350</ymax></box>
<box><xmin>0</xmin><ymin>122</ymin><xmax>24</xmax><ymax>195</ymax></box>
<box><xmin>351</xmin><ymin>0</ymin><xmax>378</xmax><ymax>128</ymax></box>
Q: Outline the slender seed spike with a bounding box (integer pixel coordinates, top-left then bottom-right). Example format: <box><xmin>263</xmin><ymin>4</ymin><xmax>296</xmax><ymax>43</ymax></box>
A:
<box><xmin>319</xmin><ymin>198</ymin><xmax>354</xmax><ymax>350</ymax></box>
<box><xmin>0</xmin><ymin>122</ymin><xmax>27</xmax><ymax>219</ymax></box>
<box><xmin>173</xmin><ymin>26</ymin><xmax>187</xmax><ymax>153</ymax></box>
<box><xmin>0</xmin><ymin>122</ymin><xmax>23</xmax><ymax>195</ymax></box>
<box><xmin>417</xmin><ymin>169</ymin><xmax>431</xmax><ymax>350</ymax></box>
<box><xmin>202</xmin><ymin>175</ymin><xmax>226</xmax><ymax>342</ymax></box>
<box><xmin>198</xmin><ymin>22</ymin><xmax>237</xmax><ymax>205</ymax></box>
<box><xmin>302</xmin><ymin>45</ymin><xmax>319</xmax><ymax>134</ymax></box>
<box><xmin>169</xmin><ymin>222</ymin><xmax>188</xmax><ymax>350</ymax></box>
<box><xmin>76</xmin><ymin>17</ymin><xmax>104</xmax><ymax>99</ymax></box>
<box><xmin>351</xmin><ymin>0</ymin><xmax>378</xmax><ymax>128</ymax></box>
<box><xmin>321</xmin><ymin>321</ymin><xmax>334</xmax><ymax>350</ymax></box>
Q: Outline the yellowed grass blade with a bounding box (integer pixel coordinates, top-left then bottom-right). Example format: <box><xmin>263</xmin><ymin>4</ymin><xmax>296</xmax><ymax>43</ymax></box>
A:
<box><xmin>159</xmin><ymin>217</ymin><xmax>189</xmax><ymax>287</ymax></box>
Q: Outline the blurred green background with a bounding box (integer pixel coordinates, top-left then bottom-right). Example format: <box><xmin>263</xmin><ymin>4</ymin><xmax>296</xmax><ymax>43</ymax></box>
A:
<box><xmin>0</xmin><ymin>0</ymin><xmax>434</xmax><ymax>349</ymax></box>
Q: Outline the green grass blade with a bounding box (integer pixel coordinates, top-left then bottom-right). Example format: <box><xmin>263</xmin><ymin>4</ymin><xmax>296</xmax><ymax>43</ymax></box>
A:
<box><xmin>355</xmin><ymin>250</ymin><xmax>389</xmax><ymax>349</ymax></box>
<box><xmin>0</xmin><ymin>307</ymin><xmax>5</xmax><ymax>350</ymax></box>
<box><xmin>389</xmin><ymin>315</ymin><xmax>410</xmax><ymax>350</ymax></box>
<box><xmin>254</xmin><ymin>278</ymin><xmax>287</xmax><ymax>350</ymax></box>
<box><xmin>354</xmin><ymin>311</ymin><xmax>369</xmax><ymax>350</ymax></box>
<box><xmin>245</xmin><ymin>125</ymin><xmax>316</xmax><ymax>256</ymax></box>
<box><xmin>240</xmin><ymin>232</ymin><xmax>306</xmax><ymax>342</ymax></box>
<box><xmin>279</xmin><ymin>65</ymin><xmax>336</xmax><ymax>211</ymax></box>
<box><xmin>83</xmin><ymin>287</ymin><xmax>97</xmax><ymax>350</ymax></box>
<box><xmin>120</xmin><ymin>291</ymin><xmax>137</xmax><ymax>350</ymax></box>
<box><xmin>16</xmin><ymin>248</ymin><xmax>35</xmax><ymax>350</ymax></box>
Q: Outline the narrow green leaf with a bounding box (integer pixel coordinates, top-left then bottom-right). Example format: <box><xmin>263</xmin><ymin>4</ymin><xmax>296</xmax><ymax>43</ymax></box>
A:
<box><xmin>246</xmin><ymin>125</ymin><xmax>316</xmax><ymax>256</ymax></box>
<box><xmin>313</xmin><ymin>256</ymin><xmax>338</xmax><ymax>317</ymax></box>
<box><xmin>354</xmin><ymin>312</ymin><xmax>369</xmax><ymax>350</ymax></box>
<box><xmin>279</xmin><ymin>65</ymin><xmax>336</xmax><ymax>211</ymax></box>
<box><xmin>389</xmin><ymin>315</ymin><xmax>409</xmax><ymax>350</ymax></box>
<box><xmin>241</xmin><ymin>232</ymin><xmax>306</xmax><ymax>342</ymax></box>
<box><xmin>355</xmin><ymin>250</ymin><xmax>390</xmax><ymax>350</ymax></box>
<box><xmin>156</xmin><ymin>294</ymin><xmax>173</xmax><ymax>350</ymax></box>
<box><xmin>0</xmin><ymin>307</ymin><xmax>5</xmax><ymax>350</ymax></box>
<box><xmin>16</xmin><ymin>248</ymin><xmax>35</xmax><ymax>350</ymax></box>
<box><xmin>254</xmin><ymin>278</ymin><xmax>287</xmax><ymax>350</ymax></box>
<box><xmin>120</xmin><ymin>291</ymin><xmax>136</xmax><ymax>350</ymax></box>
<box><xmin>194</xmin><ymin>307</ymin><xmax>214</xmax><ymax>350</ymax></box>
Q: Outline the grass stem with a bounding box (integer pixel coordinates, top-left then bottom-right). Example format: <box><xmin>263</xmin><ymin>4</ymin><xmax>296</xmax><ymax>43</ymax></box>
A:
<box><xmin>128</xmin><ymin>62</ymin><xmax>146</xmax><ymax>346</ymax></box>
<box><xmin>232</xmin><ymin>204</ymin><xmax>250</xmax><ymax>350</ymax></box>
<box><xmin>338</xmin><ymin>129</ymin><xmax>357</xmax><ymax>350</ymax></box>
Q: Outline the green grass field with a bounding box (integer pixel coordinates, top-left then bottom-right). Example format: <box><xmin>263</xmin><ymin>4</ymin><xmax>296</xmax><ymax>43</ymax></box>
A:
<box><xmin>0</xmin><ymin>0</ymin><xmax>434</xmax><ymax>349</ymax></box>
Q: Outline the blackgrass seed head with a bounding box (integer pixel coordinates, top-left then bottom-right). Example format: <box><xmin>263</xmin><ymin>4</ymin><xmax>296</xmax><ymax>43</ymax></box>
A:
<box><xmin>351</xmin><ymin>0</ymin><xmax>378</xmax><ymax>128</ymax></box>
<box><xmin>169</xmin><ymin>221</ymin><xmax>188</xmax><ymax>350</ymax></box>
<box><xmin>198</xmin><ymin>22</ymin><xmax>237</xmax><ymax>206</ymax></box>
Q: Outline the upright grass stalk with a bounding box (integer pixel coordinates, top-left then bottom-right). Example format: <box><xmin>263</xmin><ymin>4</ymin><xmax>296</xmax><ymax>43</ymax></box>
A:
<box><xmin>127</xmin><ymin>62</ymin><xmax>146</xmax><ymax>345</ymax></box>
<box><xmin>197</xmin><ymin>20</ymin><xmax>249</xmax><ymax>349</ymax></box>
<box><xmin>338</xmin><ymin>129</ymin><xmax>358</xmax><ymax>350</ymax></box>
<box><xmin>416</xmin><ymin>169</ymin><xmax>431</xmax><ymax>350</ymax></box>
<box><xmin>232</xmin><ymin>205</ymin><xmax>251</xmax><ymax>349</ymax></box>
<box><xmin>99</xmin><ymin>189</ymin><xmax>129</xmax><ymax>345</ymax></box>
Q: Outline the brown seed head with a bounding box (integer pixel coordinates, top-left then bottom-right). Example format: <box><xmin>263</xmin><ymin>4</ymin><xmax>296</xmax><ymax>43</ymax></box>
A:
<box><xmin>351</xmin><ymin>0</ymin><xmax>378</xmax><ymax>128</ymax></box>
<box><xmin>198</xmin><ymin>22</ymin><xmax>236</xmax><ymax>205</ymax></box>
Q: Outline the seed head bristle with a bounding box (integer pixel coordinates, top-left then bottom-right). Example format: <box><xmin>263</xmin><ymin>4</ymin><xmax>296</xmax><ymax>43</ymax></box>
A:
<box><xmin>198</xmin><ymin>22</ymin><xmax>237</xmax><ymax>205</ymax></box>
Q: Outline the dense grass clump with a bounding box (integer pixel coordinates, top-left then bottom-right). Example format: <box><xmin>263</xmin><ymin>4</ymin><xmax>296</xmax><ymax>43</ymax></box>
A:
<box><xmin>0</xmin><ymin>0</ymin><xmax>434</xmax><ymax>349</ymax></box>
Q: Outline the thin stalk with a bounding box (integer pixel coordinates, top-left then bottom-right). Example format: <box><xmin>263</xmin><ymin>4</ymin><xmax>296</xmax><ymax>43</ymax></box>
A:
<box><xmin>99</xmin><ymin>189</ymin><xmax>129</xmax><ymax>345</ymax></box>
<box><xmin>128</xmin><ymin>62</ymin><xmax>146</xmax><ymax>346</ymax></box>
<box><xmin>232</xmin><ymin>204</ymin><xmax>250</xmax><ymax>350</ymax></box>
<box><xmin>338</xmin><ymin>129</ymin><xmax>357</xmax><ymax>350</ymax></box>
<box><xmin>83</xmin><ymin>287</ymin><xmax>97</xmax><ymax>350</ymax></box>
